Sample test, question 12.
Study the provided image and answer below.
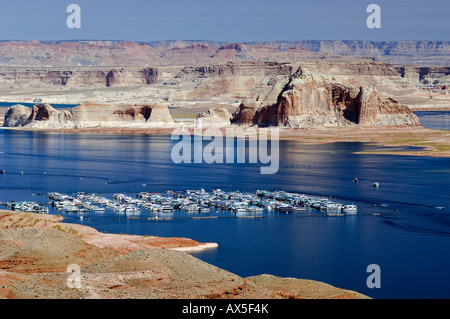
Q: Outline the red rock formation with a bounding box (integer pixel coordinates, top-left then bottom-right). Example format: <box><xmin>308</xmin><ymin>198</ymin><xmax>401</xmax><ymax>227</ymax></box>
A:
<box><xmin>231</xmin><ymin>101</ymin><xmax>260</xmax><ymax>125</ymax></box>
<box><xmin>23</xmin><ymin>103</ymin><xmax>73</xmax><ymax>127</ymax></box>
<box><xmin>236</xmin><ymin>67</ymin><xmax>420</xmax><ymax>127</ymax></box>
<box><xmin>357</xmin><ymin>88</ymin><xmax>418</xmax><ymax>126</ymax></box>
<box><xmin>3</xmin><ymin>102</ymin><xmax>174</xmax><ymax>128</ymax></box>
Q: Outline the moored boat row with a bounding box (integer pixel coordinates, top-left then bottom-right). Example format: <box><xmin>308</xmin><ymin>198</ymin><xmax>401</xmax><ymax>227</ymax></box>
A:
<box><xmin>3</xmin><ymin>189</ymin><xmax>358</xmax><ymax>217</ymax></box>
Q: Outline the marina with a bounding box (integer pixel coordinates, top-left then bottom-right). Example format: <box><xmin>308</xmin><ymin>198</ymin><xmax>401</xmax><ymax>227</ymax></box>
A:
<box><xmin>2</xmin><ymin>188</ymin><xmax>408</xmax><ymax>221</ymax></box>
<box><xmin>3</xmin><ymin>189</ymin><xmax>364</xmax><ymax>218</ymax></box>
<box><xmin>2</xmin><ymin>189</ymin><xmax>409</xmax><ymax>225</ymax></box>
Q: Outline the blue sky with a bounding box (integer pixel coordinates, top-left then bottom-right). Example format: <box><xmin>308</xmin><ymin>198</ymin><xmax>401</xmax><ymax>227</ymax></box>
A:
<box><xmin>0</xmin><ymin>0</ymin><xmax>448</xmax><ymax>42</ymax></box>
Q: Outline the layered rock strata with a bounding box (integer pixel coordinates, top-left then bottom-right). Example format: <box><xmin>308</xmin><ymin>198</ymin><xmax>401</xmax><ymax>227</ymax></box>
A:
<box><xmin>0</xmin><ymin>67</ymin><xmax>159</xmax><ymax>90</ymax></box>
<box><xmin>236</xmin><ymin>67</ymin><xmax>420</xmax><ymax>127</ymax></box>
<box><xmin>0</xmin><ymin>40</ymin><xmax>448</xmax><ymax>67</ymax></box>
<box><xmin>3</xmin><ymin>102</ymin><xmax>175</xmax><ymax>129</ymax></box>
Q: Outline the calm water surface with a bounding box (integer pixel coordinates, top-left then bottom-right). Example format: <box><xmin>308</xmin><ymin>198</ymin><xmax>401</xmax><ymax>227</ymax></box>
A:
<box><xmin>414</xmin><ymin>111</ymin><xmax>450</xmax><ymax>130</ymax></box>
<box><xmin>0</xmin><ymin>112</ymin><xmax>449</xmax><ymax>299</ymax></box>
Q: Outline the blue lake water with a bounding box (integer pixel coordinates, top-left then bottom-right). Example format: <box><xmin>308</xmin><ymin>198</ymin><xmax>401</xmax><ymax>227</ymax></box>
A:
<box><xmin>414</xmin><ymin>111</ymin><xmax>450</xmax><ymax>130</ymax></box>
<box><xmin>0</xmin><ymin>112</ymin><xmax>449</xmax><ymax>299</ymax></box>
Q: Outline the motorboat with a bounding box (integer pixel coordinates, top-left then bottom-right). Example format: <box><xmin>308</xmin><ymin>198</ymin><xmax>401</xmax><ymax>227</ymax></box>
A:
<box><xmin>342</xmin><ymin>204</ymin><xmax>358</xmax><ymax>214</ymax></box>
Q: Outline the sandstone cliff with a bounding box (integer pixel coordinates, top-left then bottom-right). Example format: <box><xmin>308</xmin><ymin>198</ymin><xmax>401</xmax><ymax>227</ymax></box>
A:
<box><xmin>231</xmin><ymin>101</ymin><xmax>260</xmax><ymax>125</ymax></box>
<box><xmin>0</xmin><ymin>40</ymin><xmax>448</xmax><ymax>67</ymax></box>
<box><xmin>3</xmin><ymin>102</ymin><xmax>175</xmax><ymax>129</ymax></box>
<box><xmin>0</xmin><ymin>67</ymin><xmax>159</xmax><ymax>90</ymax></box>
<box><xmin>255</xmin><ymin>40</ymin><xmax>450</xmax><ymax>65</ymax></box>
<box><xmin>3</xmin><ymin>104</ymin><xmax>32</xmax><ymax>127</ymax></box>
<box><xmin>395</xmin><ymin>65</ymin><xmax>450</xmax><ymax>90</ymax></box>
<box><xmin>1</xmin><ymin>60</ymin><xmax>448</xmax><ymax>110</ymax></box>
<box><xmin>4</xmin><ymin>103</ymin><xmax>74</xmax><ymax>129</ymax></box>
<box><xmin>236</xmin><ymin>67</ymin><xmax>419</xmax><ymax>128</ymax></box>
<box><xmin>196</xmin><ymin>107</ymin><xmax>232</xmax><ymax>127</ymax></box>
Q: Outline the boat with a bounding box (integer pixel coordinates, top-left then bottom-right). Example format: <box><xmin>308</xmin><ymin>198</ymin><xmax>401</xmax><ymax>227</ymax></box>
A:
<box><xmin>278</xmin><ymin>204</ymin><xmax>293</xmax><ymax>212</ymax></box>
<box><xmin>373</xmin><ymin>182</ymin><xmax>379</xmax><ymax>187</ymax></box>
<box><xmin>231</xmin><ymin>204</ymin><xmax>247</xmax><ymax>214</ymax></box>
<box><xmin>293</xmin><ymin>205</ymin><xmax>307</xmax><ymax>212</ymax></box>
<box><xmin>199</xmin><ymin>206</ymin><xmax>211</xmax><ymax>213</ymax></box>
<box><xmin>90</xmin><ymin>206</ymin><xmax>105</xmax><ymax>212</ymax></box>
<box><xmin>182</xmin><ymin>204</ymin><xmax>200</xmax><ymax>212</ymax></box>
<box><xmin>64</xmin><ymin>206</ymin><xmax>80</xmax><ymax>213</ymax></box>
<box><xmin>234</xmin><ymin>207</ymin><xmax>247</xmax><ymax>214</ymax></box>
<box><xmin>32</xmin><ymin>205</ymin><xmax>49</xmax><ymax>214</ymax></box>
<box><xmin>321</xmin><ymin>203</ymin><xmax>343</xmax><ymax>215</ymax></box>
<box><xmin>342</xmin><ymin>204</ymin><xmax>358</xmax><ymax>214</ymax></box>
<box><xmin>151</xmin><ymin>204</ymin><xmax>161</xmax><ymax>211</ymax></box>
<box><xmin>159</xmin><ymin>205</ymin><xmax>174</xmax><ymax>212</ymax></box>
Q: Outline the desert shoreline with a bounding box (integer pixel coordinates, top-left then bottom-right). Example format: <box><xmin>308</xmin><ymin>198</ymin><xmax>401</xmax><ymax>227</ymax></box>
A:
<box><xmin>2</xmin><ymin>124</ymin><xmax>449</xmax><ymax>158</ymax></box>
<box><xmin>0</xmin><ymin>209</ymin><xmax>370</xmax><ymax>299</ymax></box>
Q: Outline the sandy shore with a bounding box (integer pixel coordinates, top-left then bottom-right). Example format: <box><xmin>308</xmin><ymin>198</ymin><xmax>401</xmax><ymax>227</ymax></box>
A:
<box><xmin>0</xmin><ymin>209</ymin><xmax>369</xmax><ymax>299</ymax></box>
<box><xmin>0</xmin><ymin>210</ymin><xmax>218</xmax><ymax>254</ymax></box>
<box><xmin>7</xmin><ymin>124</ymin><xmax>450</xmax><ymax>158</ymax></box>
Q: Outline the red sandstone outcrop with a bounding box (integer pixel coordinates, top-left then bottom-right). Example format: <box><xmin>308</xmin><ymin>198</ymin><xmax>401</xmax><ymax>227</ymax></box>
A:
<box><xmin>231</xmin><ymin>101</ymin><xmax>260</xmax><ymax>125</ymax></box>
<box><xmin>356</xmin><ymin>86</ymin><xmax>419</xmax><ymax>126</ymax></box>
<box><xmin>236</xmin><ymin>67</ymin><xmax>419</xmax><ymax>127</ymax></box>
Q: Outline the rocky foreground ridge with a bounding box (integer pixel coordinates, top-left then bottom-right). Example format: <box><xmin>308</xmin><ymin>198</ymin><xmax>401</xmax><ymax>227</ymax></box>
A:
<box><xmin>0</xmin><ymin>210</ymin><xmax>369</xmax><ymax>299</ymax></box>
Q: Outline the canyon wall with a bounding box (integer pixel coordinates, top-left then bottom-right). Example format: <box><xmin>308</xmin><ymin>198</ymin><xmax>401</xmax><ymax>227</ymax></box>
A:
<box><xmin>0</xmin><ymin>40</ymin><xmax>448</xmax><ymax>67</ymax></box>
<box><xmin>236</xmin><ymin>67</ymin><xmax>419</xmax><ymax>128</ymax></box>
<box><xmin>1</xmin><ymin>60</ymin><xmax>448</xmax><ymax>111</ymax></box>
<box><xmin>254</xmin><ymin>40</ymin><xmax>450</xmax><ymax>65</ymax></box>
<box><xmin>0</xmin><ymin>67</ymin><xmax>158</xmax><ymax>90</ymax></box>
<box><xmin>0</xmin><ymin>41</ymin><xmax>312</xmax><ymax>68</ymax></box>
<box><xmin>395</xmin><ymin>65</ymin><xmax>450</xmax><ymax>90</ymax></box>
<box><xmin>3</xmin><ymin>66</ymin><xmax>421</xmax><ymax>129</ymax></box>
